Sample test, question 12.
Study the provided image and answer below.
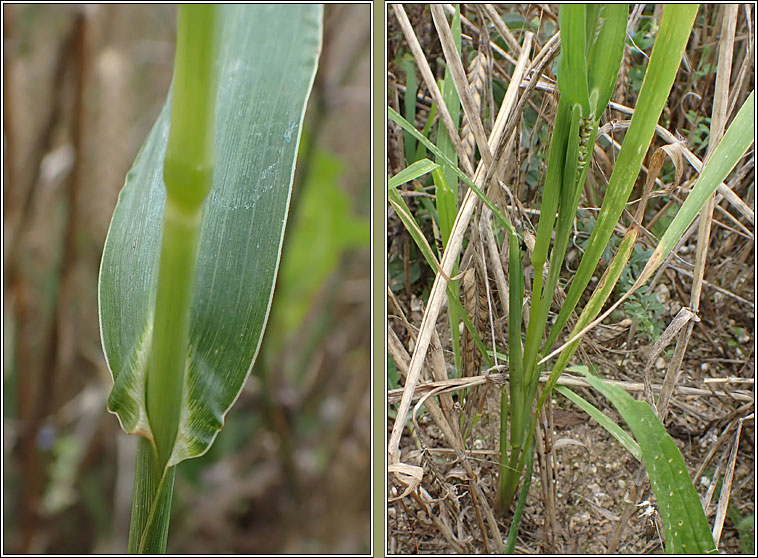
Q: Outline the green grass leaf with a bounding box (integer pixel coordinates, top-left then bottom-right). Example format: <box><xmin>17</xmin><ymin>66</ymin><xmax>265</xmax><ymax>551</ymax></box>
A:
<box><xmin>638</xmin><ymin>91</ymin><xmax>755</xmax><ymax>287</ymax></box>
<box><xmin>587</xmin><ymin>4</ymin><xmax>628</xmax><ymax>114</ymax></box>
<box><xmin>546</xmin><ymin>4</ymin><xmax>699</xmax><ymax>352</ymax></box>
<box><xmin>388</xmin><ymin>107</ymin><xmax>515</xmax><ymax>236</ymax></box>
<box><xmin>99</xmin><ymin>5</ymin><xmax>322</xmax><ymax>467</ymax></box>
<box><xmin>388</xmin><ymin>158</ymin><xmax>439</xmax><ymax>190</ymax></box>
<box><xmin>557</xmin><ymin>5</ymin><xmax>590</xmax><ymax>113</ymax></box>
<box><xmin>555</xmin><ymin>382</ymin><xmax>641</xmax><ymax>461</ymax></box>
<box><xmin>580</xmin><ymin>369</ymin><xmax>717</xmax><ymax>554</ymax></box>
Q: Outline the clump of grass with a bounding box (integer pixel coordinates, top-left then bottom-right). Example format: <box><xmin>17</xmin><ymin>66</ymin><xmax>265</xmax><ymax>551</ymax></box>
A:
<box><xmin>387</xmin><ymin>4</ymin><xmax>753</xmax><ymax>553</ymax></box>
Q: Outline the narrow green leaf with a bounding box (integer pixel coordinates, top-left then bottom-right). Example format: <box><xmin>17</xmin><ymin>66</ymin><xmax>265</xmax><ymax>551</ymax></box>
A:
<box><xmin>414</xmin><ymin>102</ymin><xmax>437</xmax><ymax>162</ymax></box>
<box><xmin>557</xmin><ymin>5</ymin><xmax>590</xmax><ymax>114</ymax></box>
<box><xmin>399</xmin><ymin>55</ymin><xmax>419</xmax><ymax>164</ymax></box>
<box><xmin>638</xmin><ymin>91</ymin><xmax>755</xmax><ymax>287</ymax></box>
<box><xmin>555</xmin><ymin>383</ymin><xmax>641</xmax><ymax>461</ymax></box>
<box><xmin>501</xmin><ymin>231</ymin><xmax>525</xmax><ymax>510</ymax></box>
<box><xmin>523</xmin><ymin>105</ymin><xmax>582</xmax><ymax>379</ymax></box>
<box><xmin>388</xmin><ymin>107</ymin><xmax>516</xmax><ymax>236</ymax></box>
<box><xmin>546</xmin><ymin>4</ymin><xmax>699</xmax><ymax>351</ymax></box>
<box><xmin>514</xmin><ymin>228</ymin><xmax>640</xmax><ymax>488</ymax></box>
<box><xmin>127</xmin><ymin>438</ymin><xmax>174</xmax><ymax>554</ymax></box>
<box><xmin>434</xmin><ymin>4</ymin><xmax>462</xmax><ymax>244</ymax></box>
<box><xmin>504</xmin><ymin>436</ymin><xmax>534</xmax><ymax>553</ymax></box>
<box><xmin>136</xmin><ymin>463</ymin><xmax>175</xmax><ymax>553</ymax></box>
<box><xmin>100</xmin><ymin>5</ymin><xmax>322</xmax><ymax>467</ymax></box>
<box><xmin>536</xmin><ymin>230</ymin><xmax>638</xmax><ymax>422</ymax></box>
<box><xmin>508</xmin><ymin>232</ymin><xmax>524</xmax><ymax>411</ymax></box>
<box><xmin>388</xmin><ymin>188</ymin><xmax>441</xmax><ymax>273</ymax></box>
<box><xmin>433</xmin><ymin>165</ymin><xmax>458</xmax><ymax>249</ymax></box>
<box><xmin>581</xmin><ymin>369</ymin><xmax>717</xmax><ymax>554</ymax></box>
<box><xmin>587</xmin><ymin>4</ymin><xmax>628</xmax><ymax>115</ymax></box>
<box><xmin>388</xmin><ymin>187</ymin><xmax>492</xmax><ymax>371</ymax></box>
<box><xmin>388</xmin><ymin>158</ymin><xmax>440</xmax><ymax>190</ymax></box>
<box><xmin>532</xmin><ymin>97</ymin><xmax>571</xmax><ymax>269</ymax></box>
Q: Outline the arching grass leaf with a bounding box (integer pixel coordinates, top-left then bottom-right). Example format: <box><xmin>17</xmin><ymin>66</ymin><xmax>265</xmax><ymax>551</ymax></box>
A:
<box><xmin>581</xmin><ymin>368</ymin><xmax>717</xmax><ymax>554</ymax></box>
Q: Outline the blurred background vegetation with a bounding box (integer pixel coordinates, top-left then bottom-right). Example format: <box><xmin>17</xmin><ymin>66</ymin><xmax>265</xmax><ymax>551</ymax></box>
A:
<box><xmin>3</xmin><ymin>4</ymin><xmax>370</xmax><ymax>553</ymax></box>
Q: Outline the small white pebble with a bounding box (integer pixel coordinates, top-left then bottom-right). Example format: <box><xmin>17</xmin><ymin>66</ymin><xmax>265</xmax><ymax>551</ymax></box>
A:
<box><xmin>654</xmin><ymin>284</ymin><xmax>670</xmax><ymax>304</ymax></box>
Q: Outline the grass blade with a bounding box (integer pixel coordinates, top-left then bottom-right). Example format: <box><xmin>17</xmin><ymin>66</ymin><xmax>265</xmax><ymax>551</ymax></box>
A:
<box><xmin>555</xmin><ymin>383</ymin><xmax>641</xmax><ymax>461</ymax></box>
<box><xmin>399</xmin><ymin>54</ymin><xmax>419</xmax><ymax>165</ymax></box>
<box><xmin>557</xmin><ymin>5</ymin><xmax>590</xmax><ymax>114</ymax></box>
<box><xmin>545</xmin><ymin>4</ymin><xmax>699</xmax><ymax>352</ymax></box>
<box><xmin>504</xmin><ymin>436</ymin><xmax>534</xmax><ymax>553</ymax></box>
<box><xmin>388</xmin><ymin>158</ymin><xmax>439</xmax><ymax>190</ymax></box>
<box><xmin>587</xmin><ymin>4</ymin><xmax>628</xmax><ymax>114</ymax></box>
<box><xmin>501</xmin><ymin>231</ymin><xmax>524</xmax><ymax>510</ymax></box>
<box><xmin>581</xmin><ymin>368</ymin><xmax>717</xmax><ymax>554</ymax></box>
<box><xmin>100</xmin><ymin>8</ymin><xmax>321</xmax><ymax>552</ymax></box>
<box><xmin>637</xmin><ymin>91</ymin><xmax>755</xmax><ymax>287</ymax></box>
<box><xmin>101</xmin><ymin>5</ymin><xmax>322</xmax><ymax>466</ymax></box>
<box><xmin>388</xmin><ymin>107</ymin><xmax>515</xmax><ymax>236</ymax></box>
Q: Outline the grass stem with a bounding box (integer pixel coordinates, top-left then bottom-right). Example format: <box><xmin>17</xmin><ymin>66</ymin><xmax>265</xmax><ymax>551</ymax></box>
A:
<box><xmin>129</xmin><ymin>5</ymin><xmax>218</xmax><ymax>552</ymax></box>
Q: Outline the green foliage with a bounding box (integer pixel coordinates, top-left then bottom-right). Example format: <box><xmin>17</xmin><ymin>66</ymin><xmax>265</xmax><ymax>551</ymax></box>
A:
<box><xmin>685</xmin><ymin>110</ymin><xmax>713</xmax><ymax>153</ymax></box>
<box><xmin>623</xmin><ymin>293</ymin><xmax>666</xmax><ymax>341</ymax></box>
<box><xmin>619</xmin><ymin>244</ymin><xmax>666</xmax><ymax>341</ymax></box>
<box><xmin>730</xmin><ymin>510</ymin><xmax>755</xmax><ymax>555</ymax></box>
<box><xmin>627</xmin><ymin>14</ymin><xmax>658</xmax><ymax>96</ymax></box>
<box><xmin>267</xmin><ymin>146</ymin><xmax>369</xmax><ymax>353</ymax></box>
<box><xmin>101</xmin><ymin>2</ymin><xmax>321</xmax><ymax>468</ymax></box>
<box><xmin>388</xmin><ymin>158</ymin><xmax>439</xmax><ymax>190</ymax></box>
<box><xmin>398</xmin><ymin>54</ymin><xmax>419</xmax><ymax>165</ymax></box>
<box><xmin>388</xmin><ymin>355</ymin><xmax>400</xmax><ymax>391</ymax></box>
<box><xmin>556</xmin><ymin>382</ymin><xmax>641</xmax><ymax>461</ymax></box>
<box><xmin>388</xmin><ymin>6</ymin><xmax>753</xmax><ymax>554</ymax></box>
<box><xmin>581</xmin><ymin>368</ymin><xmax>717</xmax><ymax>554</ymax></box>
<box><xmin>99</xmin><ymin>5</ymin><xmax>321</xmax><ymax>553</ymax></box>
<box><xmin>388</xmin><ymin>253</ymin><xmax>421</xmax><ymax>293</ymax></box>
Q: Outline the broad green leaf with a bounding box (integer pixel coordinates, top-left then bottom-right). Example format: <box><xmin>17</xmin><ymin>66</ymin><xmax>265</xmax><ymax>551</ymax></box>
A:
<box><xmin>581</xmin><ymin>369</ymin><xmax>717</xmax><ymax>554</ymax></box>
<box><xmin>99</xmin><ymin>5</ymin><xmax>322</xmax><ymax>467</ymax></box>
<box><xmin>388</xmin><ymin>158</ymin><xmax>439</xmax><ymax>190</ymax></box>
